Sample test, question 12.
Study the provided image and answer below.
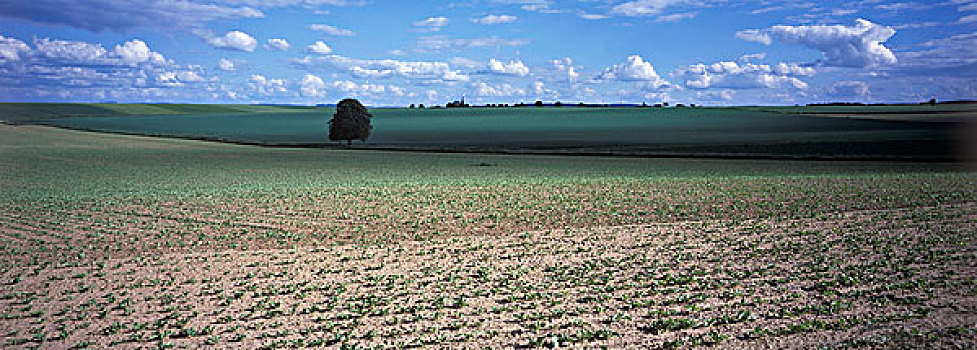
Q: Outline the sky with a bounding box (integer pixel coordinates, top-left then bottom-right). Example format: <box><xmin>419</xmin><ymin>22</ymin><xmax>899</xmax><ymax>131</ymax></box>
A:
<box><xmin>0</xmin><ymin>0</ymin><xmax>975</xmax><ymax>106</ymax></box>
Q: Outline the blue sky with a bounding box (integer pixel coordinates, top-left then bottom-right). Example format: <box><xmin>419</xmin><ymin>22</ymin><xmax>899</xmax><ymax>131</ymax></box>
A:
<box><xmin>0</xmin><ymin>0</ymin><xmax>974</xmax><ymax>106</ymax></box>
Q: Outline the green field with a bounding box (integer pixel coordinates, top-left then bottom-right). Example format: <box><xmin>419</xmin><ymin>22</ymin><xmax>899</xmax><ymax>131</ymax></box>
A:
<box><xmin>1</xmin><ymin>103</ymin><xmax>976</xmax><ymax>348</ymax></box>
<box><xmin>1</xmin><ymin>102</ymin><xmax>972</xmax><ymax>160</ymax></box>
<box><xmin>1</xmin><ymin>123</ymin><xmax>976</xmax><ymax>348</ymax></box>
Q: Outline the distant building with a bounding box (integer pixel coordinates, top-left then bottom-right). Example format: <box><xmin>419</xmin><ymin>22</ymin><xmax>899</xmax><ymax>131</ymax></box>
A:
<box><xmin>446</xmin><ymin>96</ymin><xmax>469</xmax><ymax>108</ymax></box>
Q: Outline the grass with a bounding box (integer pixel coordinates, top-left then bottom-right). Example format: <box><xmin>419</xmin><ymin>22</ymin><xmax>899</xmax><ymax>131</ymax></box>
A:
<box><xmin>3</xmin><ymin>103</ymin><xmax>970</xmax><ymax>160</ymax></box>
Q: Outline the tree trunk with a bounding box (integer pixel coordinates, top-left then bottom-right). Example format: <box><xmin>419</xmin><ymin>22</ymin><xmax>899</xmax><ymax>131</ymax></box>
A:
<box><xmin>347</xmin><ymin>139</ymin><xmax>352</xmax><ymax>146</ymax></box>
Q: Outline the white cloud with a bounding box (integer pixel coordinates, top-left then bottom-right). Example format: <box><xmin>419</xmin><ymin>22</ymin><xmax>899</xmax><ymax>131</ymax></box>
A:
<box><xmin>33</xmin><ymin>38</ymin><xmax>109</xmax><ymax>65</ymax></box>
<box><xmin>529</xmin><ymin>81</ymin><xmax>559</xmax><ymax>99</ymax></box>
<box><xmin>960</xmin><ymin>14</ymin><xmax>977</xmax><ymax>23</ymax></box>
<box><xmin>738</xmin><ymin>52</ymin><xmax>767</xmax><ymax>62</ymax></box>
<box><xmin>442</xmin><ymin>70</ymin><xmax>470</xmax><ymax>82</ymax></box>
<box><xmin>265</xmin><ymin>38</ymin><xmax>291</xmax><ymax>51</ymax></box>
<box><xmin>416</xmin><ymin>36</ymin><xmax>530</xmax><ymax>52</ymax></box>
<box><xmin>333</xmin><ymin>80</ymin><xmax>384</xmax><ymax>93</ymax></box>
<box><xmin>673</xmin><ymin>60</ymin><xmax>812</xmax><ymax>90</ymax></box>
<box><xmin>331</xmin><ymin>80</ymin><xmax>407</xmax><ymax>98</ymax></box>
<box><xmin>413</xmin><ymin>16</ymin><xmax>449</xmax><ymax>31</ymax></box>
<box><xmin>736</xmin><ymin>19</ymin><xmax>897</xmax><ymax>68</ymax></box>
<box><xmin>610</xmin><ymin>0</ymin><xmax>696</xmax><ymax>17</ymax></box>
<box><xmin>249</xmin><ymin>74</ymin><xmax>287</xmax><ymax>95</ymax></box>
<box><xmin>774</xmin><ymin>62</ymin><xmax>816</xmax><ymax>76</ymax></box>
<box><xmin>307</xmin><ymin>41</ymin><xmax>333</xmax><ymax>55</ymax></box>
<box><xmin>474</xmin><ymin>82</ymin><xmax>526</xmax><ymax>97</ymax></box>
<box><xmin>696</xmin><ymin>89</ymin><xmax>734</xmax><ymax>101</ymax></box>
<box><xmin>656</xmin><ymin>12</ymin><xmax>697</xmax><ymax>23</ymax></box>
<box><xmin>204</xmin><ymin>31</ymin><xmax>258</xmax><ymax>52</ymax></box>
<box><xmin>350</xmin><ymin>66</ymin><xmax>393</xmax><ymax>78</ymax></box>
<box><xmin>894</xmin><ymin>31</ymin><xmax>977</xmax><ymax>76</ymax></box>
<box><xmin>492</xmin><ymin>0</ymin><xmax>552</xmax><ymax>12</ymax></box>
<box><xmin>294</xmin><ymin>54</ymin><xmax>469</xmax><ymax>82</ymax></box>
<box><xmin>33</xmin><ymin>37</ymin><xmax>168</xmax><ymax>67</ymax></box>
<box><xmin>309</xmin><ymin>24</ymin><xmax>356</xmax><ymax>36</ymax></box>
<box><xmin>449</xmin><ymin>57</ymin><xmax>481</xmax><ymax>69</ymax></box>
<box><xmin>299</xmin><ymin>74</ymin><xmax>327</xmax><ymax>97</ymax></box>
<box><xmin>217</xmin><ymin>58</ymin><xmax>236</xmax><ymax>71</ymax></box>
<box><xmin>735</xmin><ymin>29</ymin><xmax>772</xmax><ymax>45</ymax></box>
<box><xmin>113</xmin><ymin>39</ymin><xmax>166</xmax><ymax>66</ymax></box>
<box><xmin>893</xmin><ymin>22</ymin><xmax>941</xmax><ymax>30</ymax></box>
<box><xmin>961</xmin><ymin>2</ymin><xmax>977</xmax><ymax>11</ymax></box>
<box><xmin>473</xmin><ymin>14</ymin><xmax>518</xmax><ymax>24</ymax></box>
<box><xmin>578</xmin><ymin>11</ymin><xmax>610</xmax><ymax>20</ymax></box>
<box><xmin>0</xmin><ymin>34</ymin><xmax>229</xmax><ymax>103</ymax></box>
<box><xmin>486</xmin><ymin>59</ymin><xmax>530</xmax><ymax>76</ymax></box>
<box><xmin>232</xmin><ymin>0</ymin><xmax>367</xmax><ymax>6</ymax></box>
<box><xmin>751</xmin><ymin>6</ymin><xmax>783</xmax><ymax>15</ymax></box>
<box><xmin>550</xmin><ymin>57</ymin><xmax>579</xmax><ymax>81</ymax></box>
<box><xmin>828</xmin><ymin>80</ymin><xmax>870</xmax><ymax>98</ymax></box>
<box><xmin>0</xmin><ymin>35</ymin><xmax>30</xmax><ymax>63</ymax></box>
<box><xmin>157</xmin><ymin>70</ymin><xmax>205</xmax><ymax>87</ymax></box>
<box><xmin>596</xmin><ymin>55</ymin><xmax>672</xmax><ymax>88</ymax></box>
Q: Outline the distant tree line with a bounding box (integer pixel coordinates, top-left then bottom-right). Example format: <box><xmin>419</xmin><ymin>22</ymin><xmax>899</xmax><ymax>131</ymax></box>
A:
<box><xmin>405</xmin><ymin>100</ymin><xmax>697</xmax><ymax>109</ymax></box>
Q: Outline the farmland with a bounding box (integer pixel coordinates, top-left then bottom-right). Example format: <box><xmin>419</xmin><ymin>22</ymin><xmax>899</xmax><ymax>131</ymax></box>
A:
<box><xmin>4</xmin><ymin>102</ymin><xmax>973</xmax><ymax>160</ymax></box>
<box><xmin>1</xmin><ymin>121</ymin><xmax>975</xmax><ymax>348</ymax></box>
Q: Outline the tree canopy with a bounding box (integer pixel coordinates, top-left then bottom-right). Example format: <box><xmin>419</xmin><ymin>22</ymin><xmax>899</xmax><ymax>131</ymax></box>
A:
<box><xmin>329</xmin><ymin>98</ymin><xmax>372</xmax><ymax>145</ymax></box>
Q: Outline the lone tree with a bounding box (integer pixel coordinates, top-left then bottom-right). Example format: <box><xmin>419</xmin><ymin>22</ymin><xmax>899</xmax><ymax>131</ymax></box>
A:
<box><xmin>329</xmin><ymin>98</ymin><xmax>372</xmax><ymax>145</ymax></box>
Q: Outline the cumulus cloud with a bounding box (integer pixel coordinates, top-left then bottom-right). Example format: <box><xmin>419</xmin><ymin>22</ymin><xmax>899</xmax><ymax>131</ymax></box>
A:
<box><xmin>611</xmin><ymin>0</ymin><xmax>669</xmax><ymax>16</ymax></box>
<box><xmin>413</xmin><ymin>16</ymin><xmax>448</xmax><ymax>32</ymax></box>
<box><xmin>248</xmin><ymin>74</ymin><xmax>287</xmax><ymax>95</ymax></box>
<box><xmin>203</xmin><ymin>31</ymin><xmax>258</xmax><ymax>52</ymax></box>
<box><xmin>307</xmin><ymin>41</ymin><xmax>333</xmax><ymax>55</ymax></box>
<box><xmin>485</xmin><ymin>59</ymin><xmax>530</xmax><ymax>76</ymax></box>
<box><xmin>293</xmin><ymin>54</ymin><xmax>469</xmax><ymax>82</ymax></box>
<box><xmin>309</xmin><ymin>24</ymin><xmax>355</xmax><ymax>36</ymax></box>
<box><xmin>217</xmin><ymin>58</ymin><xmax>236</xmax><ymax>71</ymax></box>
<box><xmin>0</xmin><ymin>0</ymin><xmax>262</xmax><ymax>32</ymax></box>
<box><xmin>332</xmin><ymin>80</ymin><xmax>405</xmax><ymax>96</ymax></box>
<box><xmin>595</xmin><ymin>55</ymin><xmax>672</xmax><ymax>88</ymax></box>
<box><xmin>736</xmin><ymin>19</ymin><xmax>898</xmax><ymax>68</ymax></box>
<box><xmin>550</xmin><ymin>57</ymin><xmax>579</xmax><ymax>81</ymax></box>
<box><xmin>265</xmin><ymin>38</ymin><xmax>291</xmax><ymax>51</ymax></box>
<box><xmin>350</xmin><ymin>66</ymin><xmax>393</xmax><ymax>79</ymax></box>
<box><xmin>696</xmin><ymin>90</ymin><xmax>734</xmax><ymax>102</ymax></box>
<box><xmin>32</xmin><ymin>37</ymin><xmax>169</xmax><ymax>67</ymax></box>
<box><xmin>672</xmin><ymin>60</ymin><xmax>812</xmax><ymax>90</ymax></box>
<box><xmin>113</xmin><ymin>39</ymin><xmax>166</xmax><ymax>66</ymax></box>
<box><xmin>0</xmin><ymin>34</ymin><xmax>235</xmax><ymax>103</ymax></box>
<box><xmin>33</xmin><ymin>38</ymin><xmax>110</xmax><ymax>65</ymax></box>
<box><xmin>299</xmin><ymin>74</ymin><xmax>327</xmax><ymax>97</ymax></box>
<box><xmin>474</xmin><ymin>82</ymin><xmax>526</xmax><ymax>97</ymax></box>
<box><xmin>473</xmin><ymin>14</ymin><xmax>518</xmax><ymax>24</ymax></box>
<box><xmin>157</xmin><ymin>70</ymin><xmax>205</xmax><ymax>87</ymax></box>
<box><xmin>530</xmin><ymin>81</ymin><xmax>559</xmax><ymax>99</ymax></box>
<box><xmin>610</xmin><ymin>0</ymin><xmax>699</xmax><ymax>17</ymax></box>
<box><xmin>416</xmin><ymin>36</ymin><xmax>530</xmax><ymax>52</ymax></box>
<box><xmin>0</xmin><ymin>35</ymin><xmax>30</xmax><ymax>63</ymax></box>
